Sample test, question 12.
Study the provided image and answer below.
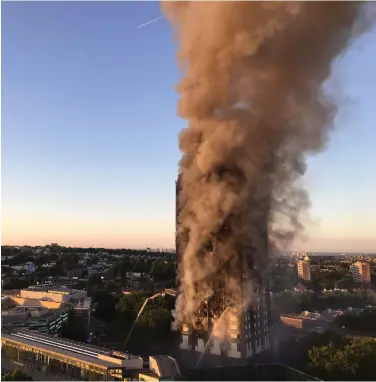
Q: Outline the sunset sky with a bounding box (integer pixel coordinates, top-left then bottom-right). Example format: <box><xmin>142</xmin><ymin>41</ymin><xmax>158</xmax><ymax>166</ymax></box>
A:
<box><xmin>2</xmin><ymin>2</ymin><xmax>376</xmax><ymax>252</ymax></box>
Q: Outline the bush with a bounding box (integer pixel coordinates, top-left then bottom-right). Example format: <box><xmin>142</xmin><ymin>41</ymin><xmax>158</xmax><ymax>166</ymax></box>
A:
<box><xmin>2</xmin><ymin>369</ymin><xmax>33</xmax><ymax>381</ymax></box>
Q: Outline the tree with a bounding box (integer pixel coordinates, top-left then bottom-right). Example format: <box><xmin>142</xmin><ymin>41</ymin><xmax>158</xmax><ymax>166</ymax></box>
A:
<box><xmin>116</xmin><ymin>292</ymin><xmax>151</xmax><ymax>320</ymax></box>
<box><xmin>2</xmin><ymin>369</ymin><xmax>33</xmax><ymax>381</ymax></box>
<box><xmin>335</xmin><ymin>277</ymin><xmax>356</xmax><ymax>291</ymax></box>
<box><xmin>2</xmin><ymin>278</ymin><xmax>31</xmax><ymax>290</ymax></box>
<box><xmin>116</xmin><ymin>292</ymin><xmax>174</xmax><ymax>343</ymax></box>
<box><xmin>308</xmin><ymin>338</ymin><xmax>376</xmax><ymax>380</ymax></box>
<box><xmin>138</xmin><ymin>305</ymin><xmax>172</xmax><ymax>341</ymax></box>
<box><xmin>150</xmin><ymin>260</ymin><xmax>176</xmax><ymax>282</ymax></box>
<box><xmin>91</xmin><ymin>290</ymin><xmax>118</xmax><ymax>320</ymax></box>
<box><xmin>60</xmin><ymin>309</ymin><xmax>87</xmax><ymax>342</ymax></box>
<box><xmin>335</xmin><ymin>309</ymin><xmax>376</xmax><ymax>333</ymax></box>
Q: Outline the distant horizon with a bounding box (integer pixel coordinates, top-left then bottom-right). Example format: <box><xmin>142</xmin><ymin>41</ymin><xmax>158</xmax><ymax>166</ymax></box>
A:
<box><xmin>2</xmin><ymin>239</ymin><xmax>375</xmax><ymax>255</ymax></box>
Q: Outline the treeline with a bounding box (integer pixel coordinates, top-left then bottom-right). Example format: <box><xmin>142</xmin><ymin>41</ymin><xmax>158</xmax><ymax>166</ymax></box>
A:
<box><xmin>105</xmin><ymin>258</ymin><xmax>176</xmax><ymax>281</ymax></box>
<box><xmin>1</xmin><ymin>245</ymin><xmax>174</xmax><ymax>256</ymax></box>
<box><xmin>87</xmin><ymin>289</ymin><xmax>175</xmax><ymax>351</ymax></box>
<box><xmin>280</xmin><ymin>329</ymin><xmax>376</xmax><ymax>380</ymax></box>
<box><xmin>308</xmin><ymin>335</ymin><xmax>376</xmax><ymax>380</ymax></box>
<box><xmin>335</xmin><ymin>307</ymin><xmax>376</xmax><ymax>333</ymax></box>
<box><xmin>272</xmin><ymin>291</ymin><xmax>375</xmax><ymax>316</ymax></box>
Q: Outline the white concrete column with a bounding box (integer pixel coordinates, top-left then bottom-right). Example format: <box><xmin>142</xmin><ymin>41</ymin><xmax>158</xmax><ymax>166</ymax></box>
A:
<box><xmin>195</xmin><ymin>338</ymin><xmax>205</xmax><ymax>352</ymax></box>
<box><xmin>180</xmin><ymin>334</ymin><xmax>190</xmax><ymax>350</ymax></box>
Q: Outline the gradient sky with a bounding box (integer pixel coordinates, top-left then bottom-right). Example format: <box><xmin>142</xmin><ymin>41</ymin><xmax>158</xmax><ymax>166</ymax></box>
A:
<box><xmin>2</xmin><ymin>2</ymin><xmax>376</xmax><ymax>252</ymax></box>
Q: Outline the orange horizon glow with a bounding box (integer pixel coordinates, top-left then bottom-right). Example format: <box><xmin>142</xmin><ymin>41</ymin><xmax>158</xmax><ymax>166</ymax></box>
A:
<box><xmin>2</xmin><ymin>232</ymin><xmax>375</xmax><ymax>253</ymax></box>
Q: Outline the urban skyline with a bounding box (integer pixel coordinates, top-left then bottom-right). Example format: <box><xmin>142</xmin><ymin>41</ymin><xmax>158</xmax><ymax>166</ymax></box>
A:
<box><xmin>2</xmin><ymin>2</ymin><xmax>376</xmax><ymax>252</ymax></box>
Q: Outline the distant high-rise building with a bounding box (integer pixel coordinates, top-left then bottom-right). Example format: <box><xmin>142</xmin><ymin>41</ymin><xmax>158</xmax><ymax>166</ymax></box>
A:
<box><xmin>297</xmin><ymin>257</ymin><xmax>311</xmax><ymax>281</ymax></box>
<box><xmin>174</xmin><ymin>174</ymin><xmax>271</xmax><ymax>365</ymax></box>
<box><xmin>351</xmin><ymin>261</ymin><xmax>371</xmax><ymax>283</ymax></box>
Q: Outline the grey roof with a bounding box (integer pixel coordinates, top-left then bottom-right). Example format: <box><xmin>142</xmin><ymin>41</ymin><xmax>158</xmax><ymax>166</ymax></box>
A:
<box><xmin>2</xmin><ymin>332</ymin><xmax>119</xmax><ymax>369</ymax></box>
<box><xmin>152</xmin><ymin>355</ymin><xmax>181</xmax><ymax>378</ymax></box>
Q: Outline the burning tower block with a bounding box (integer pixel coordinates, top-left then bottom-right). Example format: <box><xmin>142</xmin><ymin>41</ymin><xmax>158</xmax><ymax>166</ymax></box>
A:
<box><xmin>174</xmin><ymin>175</ymin><xmax>272</xmax><ymax>365</ymax></box>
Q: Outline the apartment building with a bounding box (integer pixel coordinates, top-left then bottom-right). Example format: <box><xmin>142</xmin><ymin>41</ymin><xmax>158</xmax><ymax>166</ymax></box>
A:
<box><xmin>351</xmin><ymin>261</ymin><xmax>371</xmax><ymax>283</ymax></box>
<box><xmin>175</xmin><ymin>175</ymin><xmax>271</xmax><ymax>365</ymax></box>
<box><xmin>297</xmin><ymin>257</ymin><xmax>311</xmax><ymax>281</ymax></box>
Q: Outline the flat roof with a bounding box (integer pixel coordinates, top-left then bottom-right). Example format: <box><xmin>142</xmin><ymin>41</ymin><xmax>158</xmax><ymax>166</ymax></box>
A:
<box><xmin>24</xmin><ymin>285</ymin><xmax>82</xmax><ymax>295</ymax></box>
<box><xmin>2</xmin><ymin>306</ymin><xmax>68</xmax><ymax>325</ymax></box>
<box><xmin>2</xmin><ymin>332</ymin><xmax>120</xmax><ymax>370</ymax></box>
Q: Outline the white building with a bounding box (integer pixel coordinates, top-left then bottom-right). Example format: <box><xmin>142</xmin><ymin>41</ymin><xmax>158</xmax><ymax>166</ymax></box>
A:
<box><xmin>11</xmin><ymin>262</ymin><xmax>36</xmax><ymax>274</ymax></box>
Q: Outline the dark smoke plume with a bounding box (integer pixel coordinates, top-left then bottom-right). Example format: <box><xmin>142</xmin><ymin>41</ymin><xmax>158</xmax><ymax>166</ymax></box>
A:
<box><xmin>162</xmin><ymin>2</ymin><xmax>373</xmax><ymax>328</ymax></box>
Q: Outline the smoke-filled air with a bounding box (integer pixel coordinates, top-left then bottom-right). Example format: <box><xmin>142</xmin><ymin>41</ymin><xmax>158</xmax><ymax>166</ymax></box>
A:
<box><xmin>162</xmin><ymin>2</ymin><xmax>373</xmax><ymax>329</ymax></box>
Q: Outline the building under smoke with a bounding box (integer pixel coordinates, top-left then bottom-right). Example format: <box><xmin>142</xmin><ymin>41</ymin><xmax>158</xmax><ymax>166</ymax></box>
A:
<box><xmin>165</xmin><ymin>2</ymin><xmax>373</xmax><ymax>367</ymax></box>
<box><xmin>175</xmin><ymin>174</ymin><xmax>272</xmax><ymax>365</ymax></box>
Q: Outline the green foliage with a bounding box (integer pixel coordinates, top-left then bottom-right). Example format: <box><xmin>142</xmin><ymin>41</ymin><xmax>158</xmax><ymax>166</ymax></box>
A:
<box><xmin>138</xmin><ymin>305</ymin><xmax>173</xmax><ymax>340</ymax></box>
<box><xmin>308</xmin><ymin>338</ymin><xmax>376</xmax><ymax>380</ymax></box>
<box><xmin>310</xmin><ymin>270</ymin><xmax>346</xmax><ymax>291</ymax></box>
<box><xmin>116</xmin><ymin>292</ymin><xmax>151</xmax><ymax>320</ymax></box>
<box><xmin>335</xmin><ymin>277</ymin><xmax>357</xmax><ymax>291</ymax></box>
<box><xmin>272</xmin><ymin>291</ymin><xmax>374</xmax><ymax>316</ymax></box>
<box><xmin>2</xmin><ymin>278</ymin><xmax>31</xmax><ymax>290</ymax></box>
<box><xmin>2</xmin><ymin>369</ymin><xmax>33</xmax><ymax>381</ymax></box>
<box><xmin>106</xmin><ymin>258</ymin><xmax>154</xmax><ymax>279</ymax></box>
<box><xmin>90</xmin><ymin>289</ymin><xmax>118</xmax><ymax>320</ymax></box>
<box><xmin>55</xmin><ymin>253</ymin><xmax>79</xmax><ymax>271</ymax></box>
<box><xmin>150</xmin><ymin>260</ymin><xmax>176</xmax><ymax>282</ymax></box>
<box><xmin>300</xmin><ymin>330</ymin><xmax>350</xmax><ymax>357</ymax></box>
<box><xmin>270</xmin><ymin>264</ymin><xmax>298</xmax><ymax>293</ymax></box>
<box><xmin>116</xmin><ymin>292</ymin><xmax>174</xmax><ymax>343</ymax></box>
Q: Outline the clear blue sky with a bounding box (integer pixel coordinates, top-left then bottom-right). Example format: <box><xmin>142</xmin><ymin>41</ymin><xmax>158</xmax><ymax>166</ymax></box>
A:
<box><xmin>2</xmin><ymin>2</ymin><xmax>375</xmax><ymax>252</ymax></box>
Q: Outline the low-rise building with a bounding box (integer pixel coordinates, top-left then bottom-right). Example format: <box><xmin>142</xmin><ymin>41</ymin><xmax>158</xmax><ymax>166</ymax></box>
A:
<box><xmin>138</xmin><ymin>356</ymin><xmax>183</xmax><ymax>381</ymax></box>
<box><xmin>344</xmin><ymin>307</ymin><xmax>364</xmax><ymax>316</ymax></box>
<box><xmin>1</xmin><ymin>330</ymin><xmax>184</xmax><ymax>381</ymax></box>
<box><xmin>11</xmin><ymin>262</ymin><xmax>36</xmax><ymax>274</ymax></box>
<box><xmin>2</xmin><ymin>306</ymin><xmax>69</xmax><ymax>334</ymax></box>
<box><xmin>280</xmin><ymin>311</ymin><xmax>323</xmax><ymax>332</ymax></box>
<box><xmin>1</xmin><ymin>330</ymin><xmax>143</xmax><ymax>380</ymax></box>
<box><xmin>321</xmin><ymin>308</ymin><xmax>343</xmax><ymax>322</ymax></box>
<box><xmin>2</xmin><ymin>285</ymin><xmax>91</xmax><ymax>334</ymax></box>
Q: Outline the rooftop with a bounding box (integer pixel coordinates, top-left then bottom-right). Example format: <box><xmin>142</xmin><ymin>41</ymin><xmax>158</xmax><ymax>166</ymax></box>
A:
<box><xmin>2</xmin><ymin>330</ymin><xmax>142</xmax><ymax>370</ymax></box>
<box><xmin>322</xmin><ymin>308</ymin><xmax>344</xmax><ymax>321</ymax></box>
<box><xmin>345</xmin><ymin>307</ymin><xmax>364</xmax><ymax>315</ymax></box>
<box><xmin>299</xmin><ymin>311</ymin><xmax>322</xmax><ymax>320</ymax></box>
<box><xmin>25</xmin><ymin>285</ymin><xmax>83</xmax><ymax>295</ymax></box>
<box><xmin>2</xmin><ymin>306</ymin><xmax>68</xmax><ymax>326</ymax></box>
<box><xmin>150</xmin><ymin>355</ymin><xmax>182</xmax><ymax>379</ymax></box>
